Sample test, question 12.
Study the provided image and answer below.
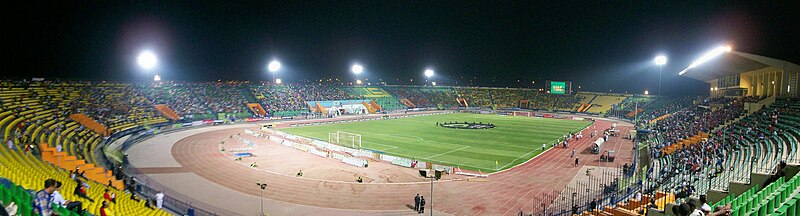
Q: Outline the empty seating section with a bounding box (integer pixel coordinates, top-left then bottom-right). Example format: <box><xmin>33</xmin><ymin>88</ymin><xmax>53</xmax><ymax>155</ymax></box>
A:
<box><xmin>584</xmin><ymin>94</ymin><xmax>627</xmax><ymax>114</ymax></box>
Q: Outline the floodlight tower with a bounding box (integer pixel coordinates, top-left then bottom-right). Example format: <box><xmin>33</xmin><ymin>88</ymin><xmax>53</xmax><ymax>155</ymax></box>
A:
<box><xmin>424</xmin><ymin>69</ymin><xmax>434</xmax><ymax>86</ymax></box>
<box><xmin>654</xmin><ymin>55</ymin><xmax>668</xmax><ymax>95</ymax></box>
<box><xmin>268</xmin><ymin>60</ymin><xmax>282</xmax><ymax>84</ymax></box>
<box><xmin>352</xmin><ymin>64</ymin><xmax>364</xmax><ymax>85</ymax></box>
<box><xmin>137</xmin><ymin>50</ymin><xmax>159</xmax><ymax>82</ymax></box>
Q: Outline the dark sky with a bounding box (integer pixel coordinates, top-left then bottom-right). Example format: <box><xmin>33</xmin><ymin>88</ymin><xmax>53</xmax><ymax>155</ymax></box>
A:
<box><xmin>4</xmin><ymin>1</ymin><xmax>799</xmax><ymax>95</ymax></box>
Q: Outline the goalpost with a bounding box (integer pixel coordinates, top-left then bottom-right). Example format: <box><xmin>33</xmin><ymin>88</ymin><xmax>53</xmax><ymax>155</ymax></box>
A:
<box><xmin>328</xmin><ymin>131</ymin><xmax>363</xmax><ymax>149</ymax></box>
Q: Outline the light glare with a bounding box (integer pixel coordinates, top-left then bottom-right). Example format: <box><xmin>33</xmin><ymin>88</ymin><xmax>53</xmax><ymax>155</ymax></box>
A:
<box><xmin>268</xmin><ymin>60</ymin><xmax>281</xmax><ymax>72</ymax></box>
<box><xmin>424</xmin><ymin>69</ymin><xmax>434</xmax><ymax>78</ymax></box>
<box><xmin>679</xmin><ymin>45</ymin><xmax>733</xmax><ymax>75</ymax></box>
<box><xmin>654</xmin><ymin>55</ymin><xmax>667</xmax><ymax>65</ymax></box>
<box><xmin>137</xmin><ymin>51</ymin><xmax>158</xmax><ymax>70</ymax></box>
<box><xmin>351</xmin><ymin>64</ymin><xmax>364</xmax><ymax>74</ymax></box>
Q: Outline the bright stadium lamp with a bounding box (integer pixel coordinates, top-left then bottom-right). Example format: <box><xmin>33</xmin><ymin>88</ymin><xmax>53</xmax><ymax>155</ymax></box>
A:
<box><xmin>153</xmin><ymin>74</ymin><xmax>161</xmax><ymax>81</ymax></box>
<box><xmin>679</xmin><ymin>45</ymin><xmax>732</xmax><ymax>75</ymax></box>
<box><xmin>351</xmin><ymin>64</ymin><xmax>364</xmax><ymax>85</ymax></box>
<box><xmin>137</xmin><ymin>50</ymin><xmax>158</xmax><ymax>70</ymax></box>
<box><xmin>424</xmin><ymin>69</ymin><xmax>434</xmax><ymax>78</ymax></box>
<box><xmin>351</xmin><ymin>64</ymin><xmax>364</xmax><ymax>74</ymax></box>
<box><xmin>654</xmin><ymin>55</ymin><xmax>667</xmax><ymax>65</ymax></box>
<box><xmin>268</xmin><ymin>60</ymin><xmax>281</xmax><ymax>73</ymax></box>
<box><xmin>267</xmin><ymin>59</ymin><xmax>282</xmax><ymax>84</ymax></box>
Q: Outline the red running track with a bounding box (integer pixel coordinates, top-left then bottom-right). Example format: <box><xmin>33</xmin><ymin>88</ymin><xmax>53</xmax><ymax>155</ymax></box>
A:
<box><xmin>169</xmin><ymin>118</ymin><xmax>634</xmax><ymax>215</ymax></box>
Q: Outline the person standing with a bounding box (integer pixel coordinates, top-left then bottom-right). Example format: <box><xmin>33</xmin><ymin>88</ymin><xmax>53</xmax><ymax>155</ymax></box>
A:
<box><xmin>575</xmin><ymin>157</ymin><xmax>579</xmax><ymax>166</ymax></box>
<box><xmin>155</xmin><ymin>191</ymin><xmax>164</xmax><ymax>209</ymax></box>
<box><xmin>32</xmin><ymin>179</ymin><xmax>57</xmax><ymax>216</ymax></box>
<box><xmin>414</xmin><ymin>194</ymin><xmax>420</xmax><ymax>212</ymax></box>
<box><xmin>419</xmin><ymin>196</ymin><xmax>425</xmax><ymax>214</ymax></box>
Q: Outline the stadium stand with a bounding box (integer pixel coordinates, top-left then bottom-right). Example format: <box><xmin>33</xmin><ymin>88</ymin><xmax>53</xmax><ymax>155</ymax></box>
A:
<box><xmin>583</xmin><ymin>93</ymin><xmax>628</xmax><ymax>115</ymax></box>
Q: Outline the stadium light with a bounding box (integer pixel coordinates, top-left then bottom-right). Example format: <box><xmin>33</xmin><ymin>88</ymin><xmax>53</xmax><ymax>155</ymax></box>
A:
<box><xmin>679</xmin><ymin>45</ymin><xmax>732</xmax><ymax>75</ymax></box>
<box><xmin>432</xmin><ymin>81</ymin><xmax>437</xmax><ymax>86</ymax></box>
<box><xmin>153</xmin><ymin>75</ymin><xmax>161</xmax><ymax>81</ymax></box>
<box><xmin>351</xmin><ymin>64</ymin><xmax>364</xmax><ymax>74</ymax></box>
<box><xmin>268</xmin><ymin>60</ymin><xmax>281</xmax><ymax>73</ymax></box>
<box><xmin>654</xmin><ymin>55</ymin><xmax>667</xmax><ymax>65</ymax></box>
<box><xmin>275</xmin><ymin>78</ymin><xmax>282</xmax><ymax>84</ymax></box>
<box><xmin>352</xmin><ymin>64</ymin><xmax>364</xmax><ymax>85</ymax></box>
<box><xmin>267</xmin><ymin>59</ymin><xmax>282</xmax><ymax>84</ymax></box>
<box><xmin>424</xmin><ymin>69</ymin><xmax>434</xmax><ymax>78</ymax></box>
<box><xmin>137</xmin><ymin>50</ymin><xmax>158</xmax><ymax>70</ymax></box>
<box><xmin>644</xmin><ymin>90</ymin><xmax>649</xmax><ymax>95</ymax></box>
<box><xmin>654</xmin><ymin>55</ymin><xmax>668</xmax><ymax>96</ymax></box>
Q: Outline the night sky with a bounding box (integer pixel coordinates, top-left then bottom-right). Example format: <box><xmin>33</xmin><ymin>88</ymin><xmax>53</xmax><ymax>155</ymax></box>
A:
<box><xmin>4</xmin><ymin>1</ymin><xmax>799</xmax><ymax>95</ymax></box>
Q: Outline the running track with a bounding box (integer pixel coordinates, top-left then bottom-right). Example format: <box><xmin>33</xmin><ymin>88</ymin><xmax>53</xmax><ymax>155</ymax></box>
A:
<box><xmin>141</xmin><ymin>115</ymin><xmax>633</xmax><ymax>215</ymax></box>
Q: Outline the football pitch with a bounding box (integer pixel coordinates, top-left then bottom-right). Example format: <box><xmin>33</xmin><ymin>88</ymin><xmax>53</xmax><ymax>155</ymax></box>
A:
<box><xmin>279</xmin><ymin>113</ymin><xmax>592</xmax><ymax>172</ymax></box>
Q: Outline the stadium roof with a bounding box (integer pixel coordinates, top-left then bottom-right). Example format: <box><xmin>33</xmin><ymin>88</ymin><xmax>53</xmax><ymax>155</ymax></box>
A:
<box><xmin>680</xmin><ymin>51</ymin><xmax>800</xmax><ymax>82</ymax></box>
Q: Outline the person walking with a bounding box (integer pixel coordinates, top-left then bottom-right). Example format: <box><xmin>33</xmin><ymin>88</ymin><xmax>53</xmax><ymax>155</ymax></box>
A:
<box><xmin>419</xmin><ymin>196</ymin><xmax>426</xmax><ymax>214</ymax></box>
<box><xmin>575</xmin><ymin>157</ymin><xmax>579</xmax><ymax>166</ymax></box>
<box><xmin>571</xmin><ymin>148</ymin><xmax>576</xmax><ymax>158</ymax></box>
<box><xmin>414</xmin><ymin>194</ymin><xmax>420</xmax><ymax>212</ymax></box>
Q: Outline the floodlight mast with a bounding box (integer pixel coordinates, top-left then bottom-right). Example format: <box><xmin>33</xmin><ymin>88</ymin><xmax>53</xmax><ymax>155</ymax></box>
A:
<box><xmin>137</xmin><ymin>50</ymin><xmax>159</xmax><ymax>83</ymax></box>
<box><xmin>424</xmin><ymin>69</ymin><xmax>434</xmax><ymax>85</ymax></box>
<box><xmin>654</xmin><ymin>55</ymin><xmax>667</xmax><ymax>95</ymax></box>
<box><xmin>268</xmin><ymin>60</ymin><xmax>281</xmax><ymax>84</ymax></box>
<box><xmin>352</xmin><ymin>64</ymin><xmax>364</xmax><ymax>85</ymax></box>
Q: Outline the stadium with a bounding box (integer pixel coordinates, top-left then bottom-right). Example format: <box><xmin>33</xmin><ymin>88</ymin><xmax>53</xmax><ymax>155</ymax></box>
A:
<box><xmin>3</xmin><ymin>2</ymin><xmax>800</xmax><ymax>216</ymax></box>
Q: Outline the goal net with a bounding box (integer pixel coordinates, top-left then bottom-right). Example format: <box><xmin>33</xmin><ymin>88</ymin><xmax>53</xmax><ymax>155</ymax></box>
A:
<box><xmin>328</xmin><ymin>131</ymin><xmax>363</xmax><ymax>149</ymax></box>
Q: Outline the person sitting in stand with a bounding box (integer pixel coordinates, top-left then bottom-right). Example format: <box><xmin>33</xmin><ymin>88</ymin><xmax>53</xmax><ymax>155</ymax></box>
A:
<box><xmin>73</xmin><ymin>180</ymin><xmax>95</xmax><ymax>202</ymax></box>
<box><xmin>103</xmin><ymin>189</ymin><xmax>116</xmax><ymax>203</ymax></box>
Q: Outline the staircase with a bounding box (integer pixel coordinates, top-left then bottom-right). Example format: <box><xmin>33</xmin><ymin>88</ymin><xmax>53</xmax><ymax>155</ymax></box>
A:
<box><xmin>154</xmin><ymin>104</ymin><xmax>180</xmax><ymax>121</ymax></box>
<box><xmin>361</xmin><ymin>101</ymin><xmax>377</xmax><ymax>114</ymax></box>
<box><xmin>399</xmin><ymin>98</ymin><xmax>415</xmax><ymax>108</ymax></box>
<box><xmin>69</xmin><ymin>113</ymin><xmax>109</xmax><ymax>136</ymax></box>
<box><xmin>315</xmin><ymin>102</ymin><xmax>327</xmax><ymax>113</ymax></box>
<box><xmin>369</xmin><ymin>99</ymin><xmax>383</xmax><ymax>111</ymax></box>
<box><xmin>39</xmin><ymin>143</ymin><xmax>124</xmax><ymax>189</ymax></box>
<box><xmin>246</xmin><ymin>103</ymin><xmax>267</xmax><ymax>116</ymax></box>
<box><xmin>457</xmin><ymin>98</ymin><xmax>469</xmax><ymax>107</ymax></box>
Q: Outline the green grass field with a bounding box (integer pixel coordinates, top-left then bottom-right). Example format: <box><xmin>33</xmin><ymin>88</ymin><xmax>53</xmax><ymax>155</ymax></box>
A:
<box><xmin>280</xmin><ymin>113</ymin><xmax>592</xmax><ymax>172</ymax></box>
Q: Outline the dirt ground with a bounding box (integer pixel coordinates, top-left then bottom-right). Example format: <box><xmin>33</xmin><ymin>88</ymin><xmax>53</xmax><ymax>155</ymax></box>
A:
<box><xmin>218</xmin><ymin>128</ymin><xmax>453</xmax><ymax>183</ymax></box>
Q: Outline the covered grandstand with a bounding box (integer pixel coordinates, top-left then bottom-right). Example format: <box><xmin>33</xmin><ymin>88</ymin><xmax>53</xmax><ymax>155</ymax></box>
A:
<box><xmin>680</xmin><ymin>51</ymin><xmax>800</xmax><ymax>99</ymax></box>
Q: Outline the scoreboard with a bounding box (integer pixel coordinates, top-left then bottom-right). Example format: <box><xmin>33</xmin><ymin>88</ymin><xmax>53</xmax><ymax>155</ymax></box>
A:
<box><xmin>547</xmin><ymin>81</ymin><xmax>572</xmax><ymax>95</ymax></box>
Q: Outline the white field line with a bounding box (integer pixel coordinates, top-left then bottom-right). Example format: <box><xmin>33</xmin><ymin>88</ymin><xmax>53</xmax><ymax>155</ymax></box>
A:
<box><xmin>424</xmin><ymin>146</ymin><xmax>471</xmax><ymax>160</ymax></box>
